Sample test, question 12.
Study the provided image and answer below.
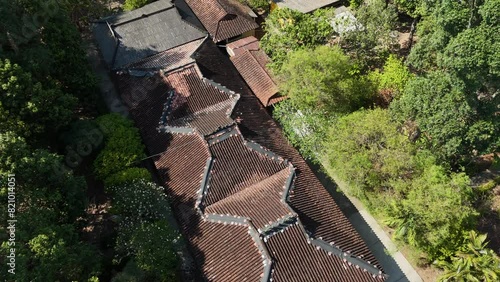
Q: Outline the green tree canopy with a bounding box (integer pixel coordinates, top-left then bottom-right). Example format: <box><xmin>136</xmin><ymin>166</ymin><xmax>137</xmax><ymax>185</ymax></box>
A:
<box><xmin>369</xmin><ymin>54</ymin><xmax>413</xmax><ymax>99</ymax></box>
<box><xmin>390</xmin><ymin>71</ymin><xmax>499</xmax><ymax>166</ymax></box>
<box><xmin>0</xmin><ymin>59</ymin><xmax>76</xmax><ymax>138</ymax></box>
<box><xmin>94</xmin><ymin>113</ymin><xmax>145</xmax><ymax>180</ymax></box>
<box><xmin>0</xmin><ymin>132</ymin><xmax>101</xmax><ymax>280</ymax></box>
<box><xmin>111</xmin><ymin>180</ymin><xmax>179</xmax><ymax>281</ymax></box>
<box><xmin>322</xmin><ymin>108</ymin><xmax>416</xmax><ymax>199</ymax></box>
<box><xmin>341</xmin><ymin>0</ymin><xmax>398</xmax><ymax>63</ymax></box>
<box><xmin>385</xmin><ymin>165</ymin><xmax>478</xmax><ymax>260</ymax></box>
<box><xmin>277</xmin><ymin>45</ymin><xmax>375</xmax><ymax>114</ymax></box>
<box><xmin>261</xmin><ymin>7</ymin><xmax>333</xmax><ymax>70</ymax></box>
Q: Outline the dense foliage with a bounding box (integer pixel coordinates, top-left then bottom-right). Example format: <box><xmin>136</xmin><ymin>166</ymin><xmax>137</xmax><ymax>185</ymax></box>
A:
<box><xmin>110</xmin><ymin>180</ymin><xmax>179</xmax><ymax>281</ymax></box>
<box><xmin>341</xmin><ymin>0</ymin><xmax>398</xmax><ymax>63</ymax></box>
<box><xmin>368</xmin><ymin>54</ymin><xmax>412</xmax><ymax>99</ymax></box>
<box><xmin>436</xmin><ymin>231</ymin><xmax>500</xmax><ymax>281</ymax></box>
<box><xmin>104</xmin><ymin>167</ymin><xmax>152</xmax><ymax>187</ymax></box>
<box><xmin>238</xmin><ymin>0</ymin><xmax>269</xmax><ymax>11</ymax></box>
<box><xmin>277</xmin><ymin>45</ymin><xmax>374</xmax><ymax>114</ymax></box>
<box><xmin>0</xmin><ymin>59</ymin><xmax>76</xmax><ymax>139</ymax></box>
<box><xmin>261</xmin><ymin>7</ymin><xmax>333</xmax><ymax>69</ymax></box>
<box><xmin>0</xmin><ymin>0</ymin><xmax>179</xmax><ymax>281</ymax></box>
<box><xmin>391</xmin><ymin>71</ymin><xmax>499</xmax><ymax>166</ymax></box>
<box><xmin>94</xmin><ymin>113</ymin><xmax>145</xmax><ymax>180</ymax></box>
<box><xmin>268</xmin><ymin>0</ymin><xmax>499</xmax><ymax>273</ymax></box>
<box><xmin>0</xmin><ymin>132</ymin><xmax>101</xmax><ymax>280</ymax></box>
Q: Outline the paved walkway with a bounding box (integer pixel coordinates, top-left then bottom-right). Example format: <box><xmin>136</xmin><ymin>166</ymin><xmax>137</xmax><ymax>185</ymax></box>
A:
<box><xmin>315</xmin><ymin>162</ymin><xmax>423</xmax><ymax>282</ymax></box>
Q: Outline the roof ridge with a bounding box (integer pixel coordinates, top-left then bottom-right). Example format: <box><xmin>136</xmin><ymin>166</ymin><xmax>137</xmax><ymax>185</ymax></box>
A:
<box><xmin>119</xmin><ymin>37</ymin><xmax>205</xmax><ymax>72</ymax></box>
<box><xmin>295</xmin><ymin>218</ymin><xmax>387</xmax><ymax>280</ymax></box>
<box><xmin>202</xmin><ymin>213</ymin><xmax>272</xmax><ymax>282</ymax></box>
<box><xmin>242</xmin><ymin>48</ymin><xmax>279</xmax><ymax>106</ymax></box>
<box><xmin>112</xmin><ymin>4</ymin><xmax>176</xmax><ymax>28</ymax></box>
<box><xmin>243</xmin><ymin>138</ymin><xmax>289</xmax><ymax>165</ymax></box>
<box><xmin>205</xmin><ymin>167</ymin><xmax>293</xmax><ymax>212</ymax></box>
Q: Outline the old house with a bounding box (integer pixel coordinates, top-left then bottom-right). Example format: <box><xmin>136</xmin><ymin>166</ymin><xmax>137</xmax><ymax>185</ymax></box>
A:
<box><xmin>93</xmin><ymin>1</ymin><xmax>388</xmax><ymax>280</ymax></box>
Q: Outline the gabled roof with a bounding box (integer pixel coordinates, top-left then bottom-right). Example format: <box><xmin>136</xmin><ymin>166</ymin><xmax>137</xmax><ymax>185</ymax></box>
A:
<box><xmin>231</xmin><ymin>49</ymin><xmax>282</xmax><ymax>106</ymax></box>
<box><xmin>201</xmin><ymin>126</ymin><xmax>289</xmax><ymax>206</ymax></box>
<box><xmin>274</xmin><ymin>0</ymin><xmax>341</xmax><ymax>13</ymax></box>
<box><xmin>228</xmin><ymin>37</ymin><xmax>283</xmax><ymax>106</ymax></box>
<box><xmin>114</xmin><ymin>38</ymin><xmax>387</xmax><ymax>281</ymax></box>
<box><xmin>125</xmin><ymin>37</ymin><xmax>205</xmax><ymax>72</ymax></box>
<box><xmin>184</xmin><ymin>0</ymin><xmax>259</xmax><ymax>42</ymax></box>
<box><xmin>266</xmin><ymin>222</ymin><xmax>385</xmax><ymax>282</ymax></box>
<box><xmin>158</xmin><ymin>64</ymin><xmax>239</xmax><ymax>136</ymax></box>
<box><xmin>93</xmin><ymin>0</ymin><xmax>206</xmax><ymax>69</ymax></box>
<box><xmin>226</xmin><ymin>35</ymin><xmax>260</xmax><ymax>56</ymax></box>
<box><xmin>205</xmin><ymin>168</ymin><xmax>295</xmax><ymax>231</ymax></box>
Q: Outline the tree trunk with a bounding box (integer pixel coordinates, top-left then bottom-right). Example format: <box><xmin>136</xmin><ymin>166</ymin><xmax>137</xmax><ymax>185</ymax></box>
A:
<box><xmin>407</xmin><ymin>17</ymin><xmax>418</xmax><ymax>50</ymax></box>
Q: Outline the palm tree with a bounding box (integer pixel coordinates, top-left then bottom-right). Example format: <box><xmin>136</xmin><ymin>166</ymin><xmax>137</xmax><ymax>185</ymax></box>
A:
<box><xmin>436</xmin><ymin>231</ymin><xmax>500</xmax><ymax>282</ymax></box>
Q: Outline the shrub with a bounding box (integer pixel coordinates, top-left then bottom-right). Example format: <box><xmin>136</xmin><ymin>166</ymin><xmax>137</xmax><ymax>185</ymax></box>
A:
<box><xmin>104</xmin><ymin>167</ymin><xmax>152</xmax><ymax>187</ymax></box>
<box><xmin>436</xmin><ymin>231</ymin><xmax>500</xmax><ymax>281</ymax></box>
<box><xmin>124</xmin><ymin>0</ymin><xmax>152</xmax><ymax>11</ymax></box>
<box><xmin>108</xmin><ymin>179</ymin><xmax>170</xmax><ymax>219</ymax></box>
<box><xmin>369</xmin><ymin>54</ymin><xmax>412</xmax><ymax>97</ymax></box>
<box><xmin>93</xmin><ymin>114</ymin><xmax>145</xmax><ymax>180</ymax></box>
<box><xmin>261</xmin><ymin>7</ymin><xmax>333</xmax><ymax>70</ymax></box>
<box><xmin>239</xmin><ymin>0</ymin><xmax>269</xmax><ymax>11</ymax></box>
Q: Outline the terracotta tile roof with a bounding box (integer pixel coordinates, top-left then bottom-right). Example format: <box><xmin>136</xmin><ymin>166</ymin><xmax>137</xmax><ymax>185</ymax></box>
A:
<box><xmin>205</xmin><ymin>168</ymin><xmax>295</xmax><ymax>231</ymax></box>
<box><xmin>112</xmin><ymin>72</ymin><xmax>172</xmax><ymax>154</ymax></box>
<box><xmin>231</xmin><ymin>49</ymin><xmax>281</xmax><ymax>106</ymax></box>
<box><xmin>194</xmin><ymin>40</ymin><xmax>386</xmax><ymax>277</ymax></box>
<box><xmin>114</xmin><ymin>38</ymin><xmax>386</xmax><ymax>281</ymax></box>
<box><xmin>125</xmin><ymin>37</ymin><xmax>205</xmax><ymax>72</ymax></box>
<box><xmin>187</xmin><ymin>219</ymin><xmax>267</xmax><ymax>281</ymax></box>
<box><xmin>159</xmin><ymin>64</ymin><xmax>239</xmax><ymax>136</ymax></box>
<box><xmin>226</xmin><ymin>36</ymin><xmax>260</xmax><ymax>56</ymax></box>
<box><xmin>184</xmin><ymin>0</ymin><xmax>259</xmax><ymax>42</ymax></box>
<box><xmin>266</xmin><ymin>223</ymin><xmax>384</xmax><ymax>282</ymax></box>
<box><xmin>202</xmin><ymin>126</ymin><xmax>289</xmax><ymax>206</ymax></box>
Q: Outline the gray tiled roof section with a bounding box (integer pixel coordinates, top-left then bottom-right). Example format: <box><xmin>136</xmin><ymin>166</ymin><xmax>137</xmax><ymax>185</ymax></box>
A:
<box><xmin>107</xmin><ymin>0</ymin><xmax>174</xmax><ymax>25</ymax></box>
<box><xmin>93</xmin><ymin>0</ymin><xmax>206</xmax><ymax>69</ymax></box>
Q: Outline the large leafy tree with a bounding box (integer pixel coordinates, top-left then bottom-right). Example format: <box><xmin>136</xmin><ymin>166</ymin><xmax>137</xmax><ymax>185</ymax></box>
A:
<box><xmin>110</xmin><ymin>180</ymin><xmax>179</xmax><ymax>281</ymax></box>
<box><xmin>0</xmin><ymin>59</ymin><xmax>76</xmax><ymax>138</ymax></box>
<box><xmin>0</xmin><ymin>0</ymin><xmax>98</xmax><ymax>104</ymax></box>
<box><xmin>385</xmin><ymin>165</ymin><xmax>478</xmax><ymax>260</ymax></box>
<box><xmin>0</xmin><ymin>132</ymin><xmax>101</xmax><ymax>280</ymax></box>
<box><xmin>277</xmin><ymin>45</ymin><xmax>375</xmax><ymax>114</ymax></box>
<box><xmin>408</xmin><ymin>0</ymin><xmax>499</xmax><ymax>94</ymax></box>
<box><xmin>322</xmin><ymin>109</ymin><xmax>478</xmax><ymax>260</ymax></box>
<box><xmin>341</xmin><ymin>0</ymin><xmax>398</xmax><ymax>63</ymax></box>
<box><xmin>322</xmin><ymin>108</ymin><xmax>417</xmax><ymax>200</ymax></box>
<box><xmin>390</xmin><ymin>71</ymin><xmax>499</xmax><ymax>166</ymax></box>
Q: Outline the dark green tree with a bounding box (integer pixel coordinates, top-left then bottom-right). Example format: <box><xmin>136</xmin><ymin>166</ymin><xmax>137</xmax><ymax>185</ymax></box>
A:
<box><xmin>391</xmin><ymin>71</ymin><xmax>499</xmax><ymax>166</ymax></box>
<box><xmin>0</xmin><ymin>59</ymin><xmax>76</xmax><ymax>138</ymax></box>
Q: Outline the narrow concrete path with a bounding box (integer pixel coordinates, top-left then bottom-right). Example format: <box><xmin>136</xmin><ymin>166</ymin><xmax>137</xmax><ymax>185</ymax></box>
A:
<box><xmin>313</xmin><ymin>162</ymin><xmax>423</xmax><ymax>282</ymax></box>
